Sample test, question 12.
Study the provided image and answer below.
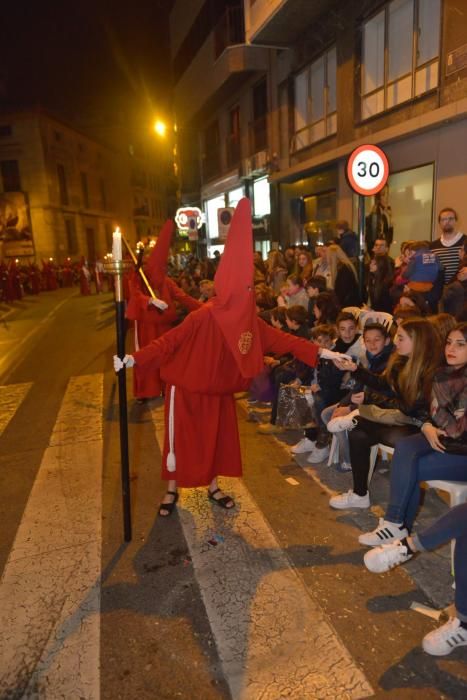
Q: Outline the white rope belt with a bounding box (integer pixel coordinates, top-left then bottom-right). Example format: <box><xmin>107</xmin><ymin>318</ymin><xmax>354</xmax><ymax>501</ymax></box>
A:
<box><xmin>167</xmin><ymin>385</ymin><xmax>176</xmax><ymax>472</ymax></box>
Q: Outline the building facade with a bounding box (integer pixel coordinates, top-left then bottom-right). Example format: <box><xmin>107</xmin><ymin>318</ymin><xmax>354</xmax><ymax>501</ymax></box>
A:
<box><xmin>170</xmin><ymin>0</ymin><xmax>467</xmax><ymax>256</ymax></box>
<box><xmin>0</xmin><ymin>109</ymin><xmax>171</xmax><ymax>262</ymax></box>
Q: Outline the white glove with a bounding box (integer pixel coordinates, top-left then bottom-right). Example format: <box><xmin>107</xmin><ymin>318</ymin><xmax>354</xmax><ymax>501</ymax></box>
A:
<box><xmin>319</xmin><ymin>349</ymin><xmax>352</xmax><ymax>362</ymax></box>
<box><xmin>113</xmin><ymin>354</ymin><xmax>135</xmax><ymax>372</ymax></box>
<box><xmin>149</xmin><ymin>297</ymin><xmax>168</xmax><ymax>311</ymax></box>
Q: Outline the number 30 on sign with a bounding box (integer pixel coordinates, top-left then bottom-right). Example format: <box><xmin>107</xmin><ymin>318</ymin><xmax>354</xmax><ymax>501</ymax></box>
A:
<box><xmin>346</xmin><ymin>144</ymin><xmax>389</xmax><ymax>196</ymax></box>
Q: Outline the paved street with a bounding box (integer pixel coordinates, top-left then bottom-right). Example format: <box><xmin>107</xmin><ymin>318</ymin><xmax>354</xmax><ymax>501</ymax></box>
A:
<box><xmin>0</xmin><ymin>291</ymin><xmax>466</xmax><ymax>699</ymax></box>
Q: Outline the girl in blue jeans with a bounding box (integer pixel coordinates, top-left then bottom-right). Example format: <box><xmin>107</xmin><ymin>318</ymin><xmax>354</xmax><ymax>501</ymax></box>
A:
<box><xmin>364</xmin><ymin>502</ymin><xmax>467</xmax><ymax>656</ymax></box>
<box><xmin>359</xmin><ymin>322</ymin><xmax>466</xmax><ymax>546</ymax></box>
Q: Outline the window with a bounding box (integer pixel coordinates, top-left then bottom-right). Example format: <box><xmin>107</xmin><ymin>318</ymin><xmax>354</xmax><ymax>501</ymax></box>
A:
<box><xmin>361</xmin><ymin>0</ymin><xmax>441</xmax><ymax>119</ymax></box>
<box><xmin>65</xmin><ymin>218</ymin><xmax>78</xmax><ymax>254</ymax></box>
<box><xmin>80</xmin><ymin>172</ymin><xmax>89</xmax><ymax>208</ymax></box>
<box><xmin>99</xmin><ymin>178</ymin><xmax>107</xmax><ymax>210</ymax></box>
<box><xmin>251</xmin><ymin>79</ymin><xmax>268</xmax><ymax>152</ymax></box>
<box><xmin>227</xmin><ymin>106</ymin><xmax>241</xmax><ymax>167</ymax></box>
<box><xmin>57</xmin><ymin>164</ymin><xmax>69</xmax><ymax>205</ymax></box>
<box><xmin>227</xmin><ymin>186</ymin><xmax>244</xmax><ymax>208</ymax></box>
<box><xmin>1</xmin><ymin>160</ymin><xmax>21</xmax><ymax>192</ymax></box>
<box><xmin>293</xmin><ymin>46</ymin><xmax>337</xmax><ymax>151</ymax></box>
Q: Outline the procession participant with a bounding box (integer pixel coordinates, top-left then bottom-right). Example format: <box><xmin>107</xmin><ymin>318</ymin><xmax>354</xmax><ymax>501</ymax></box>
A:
<box><xmin>114</xmin><ymin>199</ymin><xmax>350</xmax><ymax>516</ymax></box>
<box><xmin>125</xmin><ymin>220</ymin><xmax>201</xmax><ymax>402</ymax></box>
<box><xmin>79</xmin><ymin>257</ymin><xmax>92</xmax><ymax>295</ymax></box>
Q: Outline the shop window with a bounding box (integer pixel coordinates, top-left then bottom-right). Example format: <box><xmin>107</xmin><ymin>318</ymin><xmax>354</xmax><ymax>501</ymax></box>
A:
<box><xmin>206</xmin><ymin>194</ymin><xmax>226</xmax><ymax>239</ymax></box>
<box><xmin>292</xmin><ymin>46</ymin><xmax>337</xmax><ymax>152</ymax></box>
<box><xmin>253</xmin><ymin>177</ymin><xmax>270</xmax><ymax>217</ymax></box>
<box><xmin>361</xmin><ymin>0</ymin><xmax>441</xmax><ymax>119</ymax></box>
<box><xmin>227</xmin><ymin>186</ymin><xmax>244</xmax><ymax>208</ymax></box>
<box><xmin>57</xmin><ymin>164</ymin><xmax>69</xmax><ymax>205</ymax></box>
<box><xmin>1</xmin><ymin>160</ymin><xmax>21</xmax><ymax>192</ymax></box>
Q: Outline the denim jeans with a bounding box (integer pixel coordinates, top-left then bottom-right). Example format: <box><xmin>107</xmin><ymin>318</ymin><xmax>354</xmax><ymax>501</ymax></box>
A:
<box><xmin>386</xmin><ymin>432</ymin><xmax>467</xmax><ymax>529</ymax></box>
<box><xmin>414</xmin><ymin>503</ymin><xmax>467</xmax><ymax>620</ymax></box>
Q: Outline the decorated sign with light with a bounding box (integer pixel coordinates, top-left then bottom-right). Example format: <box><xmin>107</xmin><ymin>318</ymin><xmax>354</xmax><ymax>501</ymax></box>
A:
<box><xmin>175</xmin><ymin>207</ymin><xmax>205</xmax><ymax>234</ymax></box>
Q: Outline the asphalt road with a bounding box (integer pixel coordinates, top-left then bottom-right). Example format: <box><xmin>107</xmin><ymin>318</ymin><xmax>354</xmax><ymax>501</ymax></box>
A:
<box><xmin>0</xmin><ymin>289</ymin><xmax>466</xmax><ymax>699</ymax></box>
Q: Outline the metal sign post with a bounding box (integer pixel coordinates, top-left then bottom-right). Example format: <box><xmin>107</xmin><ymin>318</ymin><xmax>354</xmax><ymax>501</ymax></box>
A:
<box><xmin>104</xmin><ymin>230</ymin><xmax>132</xmax><ymax>542</ymax></box>
<box><xmin>346</xmin><ymin>144</ymin><xmax>390</xmax><ymax>300</ymax></box>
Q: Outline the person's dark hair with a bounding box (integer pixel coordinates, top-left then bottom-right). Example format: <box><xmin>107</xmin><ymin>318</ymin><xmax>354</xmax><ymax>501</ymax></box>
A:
<box><xmin>400</xmin><ymin>290</ymin><xmax>430</xmax><ymax>315</ymax></box>
<box><xmin>287</xmin><ymin>274</ymin><xmax>303</xmax><ymax>288</ymax></box>
<box><xmin>336</xmin><ymin>311</ymin><xmax>358</xmax><ymax>326</ymax></box>
<box><xmin>438</xmin><ymin>207</ymin><xmax>458</xmax><ymax>222</ymax></box>
<box><xmin>311</xmin><ymin>323</ymin><xmax>336</xmax><ymax>341</ymax></box>
<box><xmin>428</xmin><ymin>313</ymin><xmax>457</xmax><ymax>345</ymax></box>
<box><xmin>314</xmin><ymin>292</ymin><xmax>341</xmax><ymax>324</ymax></box>
<box><xmin>305</xmin><ymin>275</ymin><xmax>327</xmax><ymax>293</ymax></box>
<box><xmin>369</xmin><ymin>254</ymin><xmax>394</xmax><ymax>303</ymax></box>
<box><xmin>448</xmin><ymin>321</ymin><xmax>467</xmax><ymax>342</ymax></box>
<box><xmin>336</xmin><ymin>220</ymin><xmax>349</xmax><ymax>231</ymax></box>
<box><xmin>393</xmin><ymin>305</ymin><xmax>423</xmax><ymax>322</ymax></box>
<box><xmin>286</xmin><ymin>304</ymin><xmax>308</xmax><ymax>326</ymax></box>
<box><xmin>270</xmin><ymin>306</ymin><xmax>288</xmax><ymax>328</ymax></box>
<box><xmin>363</xmin><ymin>322</ymin><xmax>389</xmax><ymax>338</ymax></box>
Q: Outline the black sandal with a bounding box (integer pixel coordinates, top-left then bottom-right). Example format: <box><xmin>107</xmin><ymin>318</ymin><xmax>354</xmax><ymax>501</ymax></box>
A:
<box><xmin>208</xmin><ymin>488</ymin><xmax>235</xmax><ymax>510</ymax></box>
<box><xmin>158</xmin><ymin>491</ymin><xmax>179</xmax><ymax>517</ymax></box>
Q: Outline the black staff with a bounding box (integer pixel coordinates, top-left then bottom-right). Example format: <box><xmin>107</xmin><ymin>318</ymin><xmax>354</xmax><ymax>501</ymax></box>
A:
<box><xmin>105</xmin><ymin>250</ymin><xmax>132</xmax><ymax>542</ymax></box>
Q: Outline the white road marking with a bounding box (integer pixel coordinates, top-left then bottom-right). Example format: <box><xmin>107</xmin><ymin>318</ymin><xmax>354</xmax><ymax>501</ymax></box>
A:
<box><xmin>0</xmin><ymin>374</ymin><xmax>103</xmax><ymax>699</ymax></box>
<box><xmin>0</xmin><ymin>382</ymin><xmax>32</xmax><ymax>437</ymax></box>
<box><xmin>151</xmin><ymin>405</ymin><xmax>373</xmax><ymax>700</ymax></box>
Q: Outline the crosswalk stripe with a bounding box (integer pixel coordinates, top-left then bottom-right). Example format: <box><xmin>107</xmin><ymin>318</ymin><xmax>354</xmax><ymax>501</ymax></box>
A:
<box><xmin>150</xmin><ymin>404</ymin><xmax>373</xmax><ymax>699</ymax></box>
<box><xmin>0</xmin><ymin>374</ymin><xmax>103</xmax><ymax>699</ymax></box>
<box><xmin>0</xmin><ymin>382</ymin><xmax>32</xmax><ymax>437</ymax></box>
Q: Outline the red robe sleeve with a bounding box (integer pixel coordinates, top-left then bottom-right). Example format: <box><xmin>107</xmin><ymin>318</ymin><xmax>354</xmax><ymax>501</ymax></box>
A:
<box><xmin>165</xmin><ymin>277</ymin><xmax>202</xmax><ymax>312</ymax></box>
<box><xmin>133</xmin><ymin>312</ymin><xmax>195</xmax><ymax>368</ymax></box>
<box><xmin>258</xmin><ymin>318</ymin><xmax>319</xmax><ymax>367</ymax></box>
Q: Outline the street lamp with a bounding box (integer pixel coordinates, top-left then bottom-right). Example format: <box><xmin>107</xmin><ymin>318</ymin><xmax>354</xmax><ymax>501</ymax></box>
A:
<box><xmin>154</xmin><ymin>120</ymin><xmax>167</xmax><ymax>137</ymax></box>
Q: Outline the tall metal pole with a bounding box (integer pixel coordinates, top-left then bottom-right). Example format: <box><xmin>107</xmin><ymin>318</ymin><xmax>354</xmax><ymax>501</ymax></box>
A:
<box><xmin>358</xmin><ymin>194</ymin><xmax>366</xmax><ymax>301</ymax></box>
<box><xmin>105</xmin><ymin>256</ymin><xmax>132</xmax><ymax>542</ymax></box>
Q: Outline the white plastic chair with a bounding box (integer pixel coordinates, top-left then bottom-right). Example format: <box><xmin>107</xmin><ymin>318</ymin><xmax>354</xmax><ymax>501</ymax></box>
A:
<box><xmin>360</xmin><ymin>310</ymin><xmax>394</xmax><ymax>331</ymax></box>
<box><xmin>369</xmin><ymin>443</ymin><xmax>467</xmax><ymax>572</ymax></box>
<box><xmin>342</xmin><ymin>306</ymin><xmax>363</xmax><ymax>323</ymax></box>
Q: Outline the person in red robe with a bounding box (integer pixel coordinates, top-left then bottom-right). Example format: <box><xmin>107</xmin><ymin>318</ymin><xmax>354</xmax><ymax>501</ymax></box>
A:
<box><xmin>125</xmin><ymin>220</ymin><xmax>201</xmax><ymax>402</ymax></box>
<box><xmin>114</xmin><ymin>199</ymin><xmax>349</xmax><ymax>515</ymax></box>
<box><xmin>79</xmin><ymin>257</ymin><xmax>92</xmax><ymax>295</ymax></box>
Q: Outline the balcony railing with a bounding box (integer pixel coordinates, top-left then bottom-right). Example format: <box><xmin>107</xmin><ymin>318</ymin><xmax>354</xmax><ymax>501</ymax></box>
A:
<box><xmin>214</xmin><ymin>5</ymin><xmax>245</xmax><ymax>60</ymax></box>
<box><xmin>226</xmin><ymin>134</ymin><xmax>241</xmax><ymax>169</ymax></box>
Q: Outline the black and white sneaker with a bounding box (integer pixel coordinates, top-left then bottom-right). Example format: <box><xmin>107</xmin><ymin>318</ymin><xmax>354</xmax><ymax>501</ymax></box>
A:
<box><xmin>423</xmin><ymin>618</ymin><xmax>467</xmax><ymax>656</ymax></box>
<box><xmin>359</xmin><ymin>518</ymin><xmax>408</xmax><ymax>547</ymax></box>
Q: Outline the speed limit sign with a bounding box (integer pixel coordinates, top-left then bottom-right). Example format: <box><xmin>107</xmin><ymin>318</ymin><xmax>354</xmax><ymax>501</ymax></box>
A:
<box><xmin>346</xmin><ymin>144</ymin><xmax>389</xmax><ymax>196</ymax></box>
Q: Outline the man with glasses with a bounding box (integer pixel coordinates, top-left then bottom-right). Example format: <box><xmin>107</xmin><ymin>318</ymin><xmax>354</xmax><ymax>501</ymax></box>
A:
<box><xmin>430</xmin><ymin>208</ymin><xmax>466</xmax><ymax>285</ymax></box>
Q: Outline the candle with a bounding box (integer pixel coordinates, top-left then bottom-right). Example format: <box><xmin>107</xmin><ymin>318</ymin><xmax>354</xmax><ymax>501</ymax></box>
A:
<box><xmin>112</xmin><ymin>227</ymin><xmax>122</xmax><ymax>261</ymax></box>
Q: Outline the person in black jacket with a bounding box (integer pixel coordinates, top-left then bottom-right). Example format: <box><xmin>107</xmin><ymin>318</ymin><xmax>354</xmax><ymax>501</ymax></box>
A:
<box><xmin>368</xmin><ymin>254</ymin><xmax>394</xmax><ymax>313</ymax></box>
<box><xmin>327</xmin><ymin>244</ymin><xmax>361</xmax><ymax>307</ymax></box>
<box><xmin>328</xmin><ymin>318</ymin><xmax>443</xmax><ymax>509</ymax></box>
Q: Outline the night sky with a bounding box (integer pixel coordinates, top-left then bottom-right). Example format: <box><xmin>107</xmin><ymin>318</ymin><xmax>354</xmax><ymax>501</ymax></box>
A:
<box><xmin>0</xmin><ymin>0</ymin><xmax>173</xmax><ymax>125</ymax></box>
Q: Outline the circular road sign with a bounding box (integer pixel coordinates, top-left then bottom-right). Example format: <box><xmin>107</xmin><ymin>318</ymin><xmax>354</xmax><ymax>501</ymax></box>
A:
<box><xmin>346</xmin><ymin>144</ymin><xmax>389</xmax><ymax>196</ymax></box>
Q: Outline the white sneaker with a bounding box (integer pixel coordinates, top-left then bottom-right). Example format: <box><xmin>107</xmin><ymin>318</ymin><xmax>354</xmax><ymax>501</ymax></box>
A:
<box><xmin>329</xmin><ymin>490</ymin><xmax>370</xmax><ymax>509</ymax></box>
<box><xmin>291</xmin><ymin>437</ymin><xmax>316</xmax><ymax>454</ymax></box>
<box><xmin>306</xmin><ymin>445</ymin><xmax>330</xmax><ymax>463</ymax></box>
<box><xmin>364</xmin><ymin>540</ymin><xmax>413</xmax><ymax>573</ymax></box>
<box><xmin>327</xmin><ymin>409</ymin><xmax>359</xmax><ymax>433</ymax></box>
<box><xmin>422</xmin><ymin>617</ymin><xmax>467</xmax><ymax>656</ymax></box>
<box><xmin>359</xmin><ymin>518</ymin><xmax>409</xmax><ymax>547</ymax></box>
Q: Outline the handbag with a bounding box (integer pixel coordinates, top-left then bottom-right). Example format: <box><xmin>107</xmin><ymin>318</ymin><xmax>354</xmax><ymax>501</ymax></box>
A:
<box><xmin>276</xmin><ymin>383</ymin><xmax>313</xmax><ymax>428</ymax></box>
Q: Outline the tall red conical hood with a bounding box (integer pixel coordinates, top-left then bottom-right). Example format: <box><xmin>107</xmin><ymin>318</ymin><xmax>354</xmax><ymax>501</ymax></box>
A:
<box><xmin>210</xmin><ymin>197</ymin><xmax>264</xmax><ymax>378</ymax></box>
<box><xmin>145</xmin><ymin>219</ymin><xmax>174</xmax><ymax>289</ymax></box>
